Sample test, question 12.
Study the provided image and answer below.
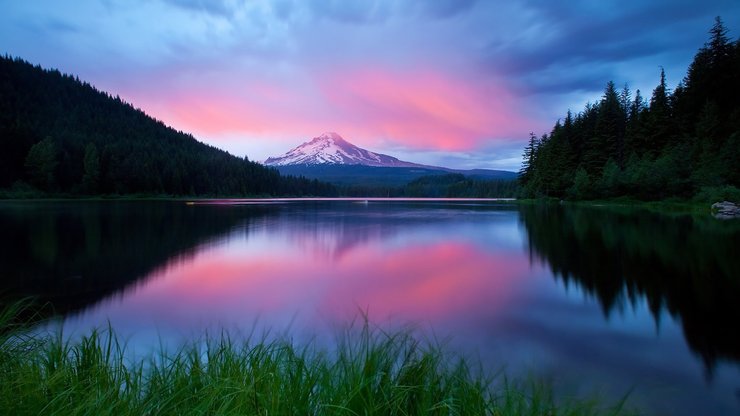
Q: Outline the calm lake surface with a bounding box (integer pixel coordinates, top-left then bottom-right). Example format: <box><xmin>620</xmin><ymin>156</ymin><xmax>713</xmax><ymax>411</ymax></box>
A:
<box><xmin>1</xmin><ymin>199</ymin><xmax>739</xmax><ymax>415</ymax></box>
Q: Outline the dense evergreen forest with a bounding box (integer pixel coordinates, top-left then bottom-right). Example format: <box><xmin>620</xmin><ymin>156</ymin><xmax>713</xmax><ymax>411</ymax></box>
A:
<box><xmin>519</xmin><ymin>18</ymin><xmax>740</xmax><ymax>202</ymax></box>
<box><xmin>341</xmin><ymin>174</ymin><xmax>518</xmax><ymax>198</ymax></box>
<box><xmin>0</xmin><ymin>56</ymin><xmax>336</xmax><ymax>197</ymax></box>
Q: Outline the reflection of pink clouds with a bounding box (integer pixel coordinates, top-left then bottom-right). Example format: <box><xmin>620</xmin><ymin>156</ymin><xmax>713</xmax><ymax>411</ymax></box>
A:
<box><xmin>116</xmin><ymin>65</ymin><xmax>532</xmax><ymax>151</ymax></box>
<box><xmin>119</xmin><ymin>239</ymin><xmax>528</xmax><ymax>329</ymax></box>
<box><xmin>145</xmin><ymin>254</ymin><xmax>309</xmax><ymax>311</ymax></box>
<box><xmin>324</xmin><ymin>242</ymin><xmax>526</xmax><ymax>321</ymax></box>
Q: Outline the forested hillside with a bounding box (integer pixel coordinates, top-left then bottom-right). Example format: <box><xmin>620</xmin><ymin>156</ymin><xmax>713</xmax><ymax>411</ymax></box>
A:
<box><xmin>339</xmin><ymin>173</ymin><xmax>518</xmax><ymax>198</ymax></box>
<box><xmin>0</xmin><ymin>56</ymin><xmax>336</xmax><ymax>197</ymax></box>
<box><xmin>519</xmin><ymin>18</ymin><xmax>740</xmax><ymax>201</ymax></box>
<box><xmin>397</xmin><ymin>174</ymin><xmax>518</xmax><ymax>198</ymax></box>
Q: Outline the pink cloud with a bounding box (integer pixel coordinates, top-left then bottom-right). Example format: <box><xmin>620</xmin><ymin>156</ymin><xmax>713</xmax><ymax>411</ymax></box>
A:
<box><xmin>121</xmin><ymin>77</ymin><xmax>322</xmax><ymax>137</ymax></box>
<box><xmin>320</xmin><ymin>68</ymin><xmax>531</xmax><ymax>150</ymax></box>
<box><xmin>114</xmin><ymin>64</ymin><xmax>534</xmax><ymax>152</ymax></box>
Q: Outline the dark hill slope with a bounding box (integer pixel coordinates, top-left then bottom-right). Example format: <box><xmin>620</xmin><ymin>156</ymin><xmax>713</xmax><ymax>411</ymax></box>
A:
<box><xmin>0</xmin><ymin>56</ymin><xmax>335</xmax><ymax>196</ymax></box>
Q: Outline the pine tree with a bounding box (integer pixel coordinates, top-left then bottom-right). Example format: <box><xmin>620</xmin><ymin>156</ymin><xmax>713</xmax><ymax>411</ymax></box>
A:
<box><xmin>24</xmin><ymin>137</ymin><xmax>58</xmax><ymax>190</ymax></box>
<box><xmin>678</xmin><ymin>17</ymin><xmax>735</xmax><ymax>133</ymax></box>
<box><xmin>586</xmin><ymin>81</ymin><xmax>626</xmax><ymax>172</ymax></box>
<box><xmin>645</xmin><ymin>68</ymin><xmax>673</xmax><ymax>153</ymax></box>
<box><xmin>625</xmin><ymin>89</ymin><xmax>646</xmax><ymax>157</ymax></box>
<box><xmin>619</xmin><ymin>83</ymin><xmax>632</xmax><ymax>115</ymax></box>
<box><xmin>519</xmin><ymin>132</ymin><xmax>538</xmax><ymax>185</ymax></box>
<box><xmin>82</xmin><ymin>142</ymin><xmax>100</xmax><ymax>193</ymax></box>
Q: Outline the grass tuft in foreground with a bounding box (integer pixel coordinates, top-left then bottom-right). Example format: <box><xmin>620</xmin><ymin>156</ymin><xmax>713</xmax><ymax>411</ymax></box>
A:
<box><xmin>0</xmin><ymin>304</ymin><xmax>636</xmax><ymax>415</ymax></box>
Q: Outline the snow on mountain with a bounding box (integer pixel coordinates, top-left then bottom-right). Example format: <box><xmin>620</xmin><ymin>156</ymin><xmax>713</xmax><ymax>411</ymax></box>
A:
<box><xmin>263</xmin><ymin>132</ymin><xmax>424</xmax><ymax>168</ymax></box>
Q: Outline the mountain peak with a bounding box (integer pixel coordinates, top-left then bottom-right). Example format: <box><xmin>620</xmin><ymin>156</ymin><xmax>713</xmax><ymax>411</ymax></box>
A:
<box><xmin>263</xmin><ymin>133</ymin><xmax>423</xmax><ymax>168</ymax></box>
<box><xmin>316</xmin><ymin>132</ymin><xmax>344</xmax><ymax>141</ymax></box>
<box><xmin>306</xmin><ymin>132</ymin><xmax>348</xmax><ymax>147</ymax></box>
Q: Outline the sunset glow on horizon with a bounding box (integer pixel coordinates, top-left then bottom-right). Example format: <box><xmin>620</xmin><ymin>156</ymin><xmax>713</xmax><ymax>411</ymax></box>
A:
<box><xmin>1</xmin><ymin>0</ymin><xmax>738</xmax><ymax>170</ymax></box>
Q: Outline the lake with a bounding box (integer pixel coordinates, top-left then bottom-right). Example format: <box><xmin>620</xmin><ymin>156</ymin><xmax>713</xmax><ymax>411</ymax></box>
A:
<box><xmin>1</xmin><ymin>199</ymin><xmax>738</xmax><ymax>415</ymax></box>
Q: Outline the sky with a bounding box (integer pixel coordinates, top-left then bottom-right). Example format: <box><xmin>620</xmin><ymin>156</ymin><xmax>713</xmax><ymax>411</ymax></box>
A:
<box><xmin>1</xmin><ymin>0</ymin><xmax>739</xmax><ymax>171</ymax></box>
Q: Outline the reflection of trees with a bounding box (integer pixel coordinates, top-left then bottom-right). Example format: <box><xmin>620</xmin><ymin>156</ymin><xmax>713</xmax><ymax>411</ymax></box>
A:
<box><xmin>0</xmin><ymin>200</ymin><xmax>513</xmax><ymax>319</ymax></box>
<box><xmin>0</xmin><ymin>201</ymin><xmax>271</xmax><ymax>317</ymax></box>
<box><xmin>519</xmin><ymin>204</ymin><xmax>740</xmax><ymax>374</ymax></box>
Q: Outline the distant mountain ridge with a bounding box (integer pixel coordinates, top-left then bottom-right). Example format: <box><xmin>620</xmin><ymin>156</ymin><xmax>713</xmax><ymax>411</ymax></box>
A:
<box><xmin>264</xmin><ymin>133</ymin><xmax>516</xmax><ymax>187</ymax></box>
<box><xmin>272</xmin><ymin>164</ymin><xmax>517</xmax><ymax>188</ymax></box>
<box><xmin>264</xmin><ymin>132</ymin><xmax>425</xmax><ymax>168</ymax></box>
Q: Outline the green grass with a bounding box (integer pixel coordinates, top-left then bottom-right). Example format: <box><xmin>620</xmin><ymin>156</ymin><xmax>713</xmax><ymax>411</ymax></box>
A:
<box><xmin>0</xmin><ymin>304</ymin><xmax>636</xmax><ymax>415</ymax></box>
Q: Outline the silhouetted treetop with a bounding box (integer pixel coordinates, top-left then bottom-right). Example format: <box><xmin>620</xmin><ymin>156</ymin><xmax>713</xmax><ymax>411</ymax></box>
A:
<box><xmin>519</xmin><ymin>17</ymin><xmax>740</xmax><ymax>201</ymax></box>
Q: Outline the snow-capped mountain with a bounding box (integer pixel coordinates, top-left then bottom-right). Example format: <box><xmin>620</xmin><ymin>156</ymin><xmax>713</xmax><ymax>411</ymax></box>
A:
<box><xmin>263</xmin><ymin>132</ymin><xmax>423</xmax><ymax>168</ymax></box>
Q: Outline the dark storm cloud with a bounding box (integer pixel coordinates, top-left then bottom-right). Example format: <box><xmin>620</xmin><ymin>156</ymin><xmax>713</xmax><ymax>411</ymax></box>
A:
<box><xmin>482</xmin><ymin>0</ymin><xmax>740</xmax><ymax>95</ymax></box>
